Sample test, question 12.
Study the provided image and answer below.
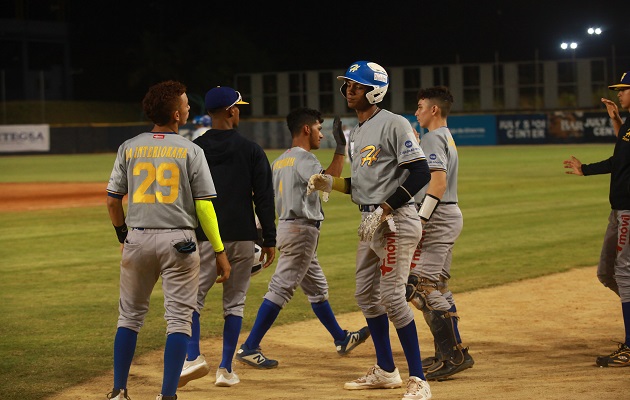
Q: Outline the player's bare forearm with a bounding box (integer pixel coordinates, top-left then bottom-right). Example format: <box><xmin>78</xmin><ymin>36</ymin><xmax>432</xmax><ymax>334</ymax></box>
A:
<box><xmin>323</xmin><ymin>153</ymin><xmax>345</xmax><ymax>177</ymax></box>
<box><xmin>106</xmin><ymin>196</ymin><xmax>125</xmax><ymax>226</ymax></box>
<box><xmin>426</xmin><ymin>170</ymin><xmax>447</xmax><ymax>200</ymax></box>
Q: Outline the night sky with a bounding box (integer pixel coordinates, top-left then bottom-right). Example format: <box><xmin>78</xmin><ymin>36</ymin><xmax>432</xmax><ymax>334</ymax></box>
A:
<box><xmin>2</xmin><ymin>0</ymin><xmax>629</xmax><ymax>101</ymax></box>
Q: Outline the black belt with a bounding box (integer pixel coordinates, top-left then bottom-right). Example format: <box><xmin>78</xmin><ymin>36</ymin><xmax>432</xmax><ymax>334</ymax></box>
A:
<box><xmin>441</xmin><ymin>202</ymin><xmax>457</xmax><ymax>205</ymax></box>
<box><xmin>283</xmin><ymin>219</ymin><xmax>321</xmax><ymax>229</ymax></box>
<box><xmin>359</xmin><ymin>203</ymin><xmax>415</xmax><ymax>212</ymax></box>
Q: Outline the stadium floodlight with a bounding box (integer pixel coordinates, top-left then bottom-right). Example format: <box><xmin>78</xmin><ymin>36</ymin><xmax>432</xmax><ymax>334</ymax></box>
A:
<box><xmin>587</xmin><ymin>27</ymin><xmax>602</xmax><ymax>35</ymax></box>
<box><xmin>560</xmin><ymin>42</ymin><xmax>578</xmax><ymax>50</ymax></box>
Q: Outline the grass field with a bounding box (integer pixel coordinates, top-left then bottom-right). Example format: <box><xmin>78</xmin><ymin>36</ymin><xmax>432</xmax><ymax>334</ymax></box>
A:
<box><xmin>0</xmin><ymin>144</ymin><xmax>614</xmax><ymax>399</ymax></box>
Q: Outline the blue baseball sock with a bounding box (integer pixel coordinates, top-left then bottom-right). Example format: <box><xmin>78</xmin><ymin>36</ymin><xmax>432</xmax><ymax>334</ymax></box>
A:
<box><xmin>221</xmin><ymin>315</ymin><xmax>242</xmax><ymax>371</ymax></box>
<box><xmin>366</xmin><ymin>314</ymin><xmax>395</xmax><ymax>372</ymax></box>
<box><xmin>161</xmin><ymin>332</ymin><xmax>188</xmax><ymax>396</ymax></box>
<box><xmin>244</xmin><ymin>299</ymin><xmax>281</xmax><ymax>350</ymax></box>
<box><xmin>449</xmin><ymin>304</ymin><xmax>463</xmax><ymax>344</ymax></box>
<box><xmin>396</xmin><ymin>320</ymin><xmax>425</xmax><ymax>379</ymax></box>
<box><xmin>186</xmin><ymin>311</ymin><xmax>201</xmax><ymax>361</ymax></box>
<box><xmin>623</xmin><ymin>301</ymin><xmax>630</xmax><ymax>345</ymax></box>
<box><xmin>113</xmin><ymin>327</ymin><xmax>138</xmax><ymax>390</ymax></box>
<box><xmin>311</xmin><ymin>300</ymin><xmax>345</xmax><ymax>341</ymax></box>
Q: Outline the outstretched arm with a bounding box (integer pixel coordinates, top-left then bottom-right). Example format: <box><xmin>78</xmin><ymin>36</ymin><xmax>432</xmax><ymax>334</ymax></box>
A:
<box><xmin>601</xmin><ymin>97</ymin><xmax>623</xmax><ymax>137</ymax></box>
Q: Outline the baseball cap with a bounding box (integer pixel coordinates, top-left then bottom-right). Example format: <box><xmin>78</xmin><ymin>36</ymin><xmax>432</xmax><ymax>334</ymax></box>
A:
<box><xmin>204</xmin><ymin>86</ymin><xmax>249</xmax><ymax>110</ymax></box>
<box><xmin>608</xmin><ymin>71</ymin><xmax>630</xmax><ymax>91</ymax></box>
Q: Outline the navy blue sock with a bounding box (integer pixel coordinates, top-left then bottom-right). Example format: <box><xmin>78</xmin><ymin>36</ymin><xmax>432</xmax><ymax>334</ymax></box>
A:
<box><xmin>311</xmin><ymin>300</ymin><xmax>345</xmax><ymax>341</ymax></box>
<box><xmin>366</xmin><ymin>314</ymin><xmax>395</xmax><ymax>372</ymax></box>
<box><xmin>623</xmin><ymin>301</ymin><xmax>630</xmax><ymax>345</ymax></box>
<box><xmin>244</xmin><ymin>299</ymin><xmax>281</xmax><ymax>350</ymax></box>
<box><xmin>161</xmin><ymin>332</ymin><xmax>188</xmax><ymax>396</ymax></box>
<box><xmin>186</xmin><ymin>311</ymin><xmax>201</xmax><ymax>360</ymax></box>
<box><xmin>113</xmin><ymin>327</ymin><xmax>138</xmax><ymax>390</ymax></box>
<box><xmin>449</xmin><ymin>305</ymin><xmax>463</xmax><ymax>344</ymax></box>
<box><xmin>396</xmin><ymin>320</ymin><xmax>425</xmax><ymax>379</ymax></box>
<box><xmin>221</xmin><ymin>315</ymin><xmax>242</xmax><ymax>371</ymax></box>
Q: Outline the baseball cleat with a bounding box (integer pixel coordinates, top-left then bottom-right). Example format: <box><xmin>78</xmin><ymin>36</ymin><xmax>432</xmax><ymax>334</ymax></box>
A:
<box><xmin>425</xmin><ymin>348</ymin><xmax>474</xmax><ymax>381</ymax></box>
<box><xmin>106</xmin><ymin>389</ymin><xmax>131</xmax><ymax>400</ymax></box>
<box><xmin>178</xmin><ymin>354</ymin><xmax>210</xmax><ymax>387</ymax></box>
<box><xmin>336</xmin><ymin>326</ymin><xmax>371</xmax><ymax>355</ymax></box>
<box><xmin>215</xmin><ymin>367</ymin><xmax>240</xmax><ymax>387</ymax></box>
<box><xmin>344</xmin><ymin>365</ymin><xmax>402</xmax><ymax>390</ymax></box>
<box><xmin>403</xmin><ymin>376</ymin><xmax>432</xmax><ymax>400</ymax></box>
<box><xmin>596</xmin><ymin>342</ymin><xmax>630</xmax><ymax>367</ymax></box>
<box><xmin>235</xmin><ymin>344</ymin><xmax>278</xmax><ymax>369</ymax></box>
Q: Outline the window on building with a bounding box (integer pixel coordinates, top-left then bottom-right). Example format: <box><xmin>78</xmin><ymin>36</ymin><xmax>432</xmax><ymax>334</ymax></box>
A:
<box><xmin>235</xmin><ymin>75</ymin><xmax>252</xmax><ymax>117</ymax></box>
<box><xmin>463</xmin><ymin>65</ymin><xmax>480</xmax><ymax>111</ymax></box>
<box><xmin>493</xmin><ymin>64</ymin><xmax>505</xmax><ymax>109</ymax></box>
<box><xmin>263</xmin><ymin>74</ymin><xmax>278</xmax><ymax>115</ymax></box>
<box><xmin>404</xmin><ymin>68</ymin><xmax>420</xmax><ymax>112</ymax></box>
<box><xmin>289</xmin><ymin>72</ymin><xmax>307</xmax><ymax>111</ymax></box>
<box><xmin>319</xmin><ymin>72</ymin><xmax>334</xmax><ymax>114</ymax></box>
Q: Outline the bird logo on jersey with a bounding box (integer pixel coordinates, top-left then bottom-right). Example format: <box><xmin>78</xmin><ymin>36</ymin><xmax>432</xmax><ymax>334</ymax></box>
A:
<box><xmin>360</xmin><ymin>145</ymin><xmax>381</xmax><ymax>166</ymax></box>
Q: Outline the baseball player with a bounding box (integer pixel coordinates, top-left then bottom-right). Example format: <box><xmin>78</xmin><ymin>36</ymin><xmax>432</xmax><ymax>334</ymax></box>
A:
<box><xmin>406</xmin><ymin>86</ymin><xmax>474</xmax><ymax>381</ymax></box>
<box><xmin>179</xmin><ymin>86</ymin><xmax>276</xmax><ymax>388</ymax></box>
<box><xmin>563</xmin><ymin>71</ymin><xmax>630</xmax><ymax>368</ymax></box>
<box><xmin>308</xmin><ymin>61</ymin><xmax>433</xmax><ymax>400</ymax></box>
<box><xmin>105</xmin><ymin>80</ymin><xmax>231</xmax><ymax>400</ymax></box>
<box><xmin>235</xmin><ymin>107</ymin><xmax>370</xmax><ymax>369</ymax></box>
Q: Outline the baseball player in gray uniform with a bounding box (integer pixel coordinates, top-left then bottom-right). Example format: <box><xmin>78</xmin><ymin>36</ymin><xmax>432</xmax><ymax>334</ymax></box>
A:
<box><xmin>308</xmin><ymin>61</ymin><xmax>433</xmax><ymax>400</ymax></box>
<box><xmin>105</xmin><ymin>80</ymin><xmax>231</xmax><ymax>400</ymax></box>
<box><xmin>406</xmin><ymin>86</ymin><xmax>474</xmax><ymax>381</ymax></box>
<box><xmin>235</xmin><ymin>107</ymin><xmax>370</xmax><ymax>369</ymax></box>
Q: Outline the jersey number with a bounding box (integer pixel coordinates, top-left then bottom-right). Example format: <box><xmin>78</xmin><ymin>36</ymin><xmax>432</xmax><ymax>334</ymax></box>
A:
<box><xmin>132</xmin><ymin>162</ymin><xmax>180</xmax><ymax>204</ymax></box>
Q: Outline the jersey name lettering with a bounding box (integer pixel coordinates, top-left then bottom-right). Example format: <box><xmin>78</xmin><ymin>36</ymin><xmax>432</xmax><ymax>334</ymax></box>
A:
<box><xmin>125</xmin><ymin>146</ymin><xmax>188</xmax><ymax>160</ymax></box>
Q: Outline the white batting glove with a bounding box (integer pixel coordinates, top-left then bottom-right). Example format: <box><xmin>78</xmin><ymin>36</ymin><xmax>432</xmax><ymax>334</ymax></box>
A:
<box><xmin>358</xmin><ymin>207</ymin><xmax>397</xmax><ymax>242</ymax></box>
<box><xmin>307</xmin><ymin>173</ymin><xmax>333</xmax><ymax>202</ymax></box>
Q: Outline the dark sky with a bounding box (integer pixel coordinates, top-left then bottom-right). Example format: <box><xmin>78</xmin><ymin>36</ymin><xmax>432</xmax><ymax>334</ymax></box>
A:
<box><xmin>4</xmin><ymin>0</ymin><xmax>629</xmax><ymax>101</ymax></box>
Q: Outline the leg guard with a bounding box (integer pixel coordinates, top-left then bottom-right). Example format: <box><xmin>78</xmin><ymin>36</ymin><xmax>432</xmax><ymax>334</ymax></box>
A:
<box><xmin>422</xmin><ymin>310</ymin><xmax>464</xmax><ymax>369</ymax></box>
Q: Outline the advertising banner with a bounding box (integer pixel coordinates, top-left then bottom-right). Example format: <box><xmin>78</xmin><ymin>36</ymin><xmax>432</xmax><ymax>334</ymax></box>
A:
<box><xmin>0</xmin><ymin>124</ymin><xmax>50</xmax><ymax>152</ymax></box>
<box><xmin>497</xmin><ymin>114</ymin><xmax>547</xmax><ymax>144</ymax></box>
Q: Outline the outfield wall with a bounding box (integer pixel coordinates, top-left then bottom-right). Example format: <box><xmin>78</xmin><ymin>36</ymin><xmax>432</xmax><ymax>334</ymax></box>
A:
<box><xmin>0</xmin><ymin>111</ymin><xmax>618</xmax><ymax>155</ymax></box>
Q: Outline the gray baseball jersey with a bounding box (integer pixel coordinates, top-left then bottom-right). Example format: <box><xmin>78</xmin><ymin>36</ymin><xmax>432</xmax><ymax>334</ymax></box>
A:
<box><xmin>349</xmin><ymin>109</ymin><xmax>425</xmax><ymax>205</ymax></box>
<box><xmin>272</xmin><ymin>147</ymin><xmax>324</xmax><ymax>221</ymax></box>
<box><xmin>107</xmin><ymin>132</ymin><xmax>217</xmax><ymax>228</ymax></box>
<box><xmin>413</xmin><ymin>126</ymin><xmax>458</xmax><ymax>203</ymax></box>
<box><xmin>349</xmin><ymin>109</ymin><xmax>426</xmax><ymax>329</ymax></box>
<box><xmin>107</xmin><ymin>131</ymin><xmax>216</xmax><ymax>335</ymax></box>
<box><xmin>265</xmin><ymin>147</ymin><xmax>330</xmax><ymax>307</ymax></box>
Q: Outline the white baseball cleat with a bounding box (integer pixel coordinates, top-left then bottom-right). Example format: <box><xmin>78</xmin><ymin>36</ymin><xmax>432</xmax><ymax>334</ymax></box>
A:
<box><xmin>344</xmin><ymin>365</ymin><xmax>403</xmax><ymax>390</ymax></box>
<box><xmin>402</xmin><ymin>376</ymin><xmax>432</xmax><ymax>399</ymax></box>
<box><xmin>215</xmin><ymin>367</ymin><xmax>240</xmax><ymax>387</ymax></box>
<box><xmin>178</xmin><ymin>354</ymin><xmax>210</xmax><ymax>387</ymax></box>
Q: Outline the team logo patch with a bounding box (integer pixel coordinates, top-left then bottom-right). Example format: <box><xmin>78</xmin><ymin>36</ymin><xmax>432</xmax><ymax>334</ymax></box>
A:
<box><xmin>430</xmin><ymin>153</ymin><xmax>437</xmax><ymax>160</ymax></box>
<box><xmin>152</xmin><ymin>134</ymin><xmax>165</xmax><ymax>139</ymax></box>
<box><xmin>405</xmin><ymin>140</ymin><xmax>413</xmax><ymax>148</ymax></box>
<box><xmin>349</xmin><ymin>64</ymin><xmax>360</xmax><ymax>73</ymax></box>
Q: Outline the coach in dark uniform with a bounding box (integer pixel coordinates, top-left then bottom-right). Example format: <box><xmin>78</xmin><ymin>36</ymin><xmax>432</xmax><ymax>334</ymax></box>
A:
<box><xmin>563</xmin><ymin>71</ymin><xmax>630</xmax><ymax>368</ymax></box>
<box><xmin>179</xmin><ymin>86</ymin><xmax>277</xmax><ymax>387</ymax></box>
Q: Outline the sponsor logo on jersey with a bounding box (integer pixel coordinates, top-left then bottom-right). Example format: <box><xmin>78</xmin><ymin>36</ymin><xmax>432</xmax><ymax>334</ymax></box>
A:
<box><xmin>380</xmin><ymin>232</ymin><xmax>397</xmax><ymax>276</ymax></box>
<box><xmin>404</xmin><ymin>140</ymin><xmax>413</xmax><ymax>148</ymax></box>
<box><xmin>153</xmin><ymin>134</ymin><xmax>165</xmax><ymax>139</ymax></box>
<box><xmin>430</xmin><ymin>153</ymin><xmax>437</xmax><ymax>160</ymax></box>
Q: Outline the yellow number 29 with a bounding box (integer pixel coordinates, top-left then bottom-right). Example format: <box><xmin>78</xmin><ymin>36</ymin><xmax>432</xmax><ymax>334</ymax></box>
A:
<box><xmin>132</xmin><ymin>162</ymin><xmax>180</xmax><ymax>204</ymax></box>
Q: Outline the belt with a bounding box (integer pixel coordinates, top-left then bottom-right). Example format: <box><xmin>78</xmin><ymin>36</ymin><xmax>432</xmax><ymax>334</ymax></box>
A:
<box><xmin>283</xmin><ymin>219</ymin><xmax>321</xmax><ymax>229</ymax></box>
<box><xmin>359</xmin><ymin>203</ymin><xmax>415</xmax><ymax>212</ymax></box>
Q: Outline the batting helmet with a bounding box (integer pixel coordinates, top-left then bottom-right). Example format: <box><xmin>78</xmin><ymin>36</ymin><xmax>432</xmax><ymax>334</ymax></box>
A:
<box><xmin>337</xmin><ymin>61</ymin><xmax>389</xmax><ymax>104</ymax></box>
<box><xmin>251</xmin><ymin>244</ymin><xmax>266</xmax><ymax>277</ymax></box>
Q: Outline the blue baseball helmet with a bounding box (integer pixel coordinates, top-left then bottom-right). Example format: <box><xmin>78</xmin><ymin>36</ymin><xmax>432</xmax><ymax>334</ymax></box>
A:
<box><xmin>337</xmin><ymin>61</ymin><xmax>389</xmax><ymax>104</ymax></box>
<box><xmin>200</xmin><ymin>115</ymin><xmax>211</xmax><ymax>127</ymax></box>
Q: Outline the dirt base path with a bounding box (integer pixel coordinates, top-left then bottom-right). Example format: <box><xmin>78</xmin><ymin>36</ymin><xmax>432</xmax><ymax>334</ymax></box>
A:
<box><xmin>50</xmin><ymin>266</ymin><xmax>626</xmax><ymax>400</ymax></box>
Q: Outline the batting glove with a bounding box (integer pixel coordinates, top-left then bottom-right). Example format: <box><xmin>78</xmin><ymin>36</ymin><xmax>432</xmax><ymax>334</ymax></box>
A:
<box><xmin>307</xmin><ymin>173</ymin><xmax>333</xmax><ymax>202</ymax></box>
<box><xmin>332</xmin><ymin>116</ymin><xmax>346</xmax><ymax>155</ymax></box>
<box><xmin>357</xmin><ymin>207</ymin><xmax>396</xmax><ymax>242</ymax></box>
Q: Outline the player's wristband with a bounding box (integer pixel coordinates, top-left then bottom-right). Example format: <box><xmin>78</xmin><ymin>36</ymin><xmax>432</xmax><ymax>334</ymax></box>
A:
<box><xmin>113</xmin><ymin>223</ymin><xmax>128</xmax><ymax>244</ymax></box>
<box><xmin>215</xmin><ymin>248</ymin><xmax>225</xmax><ymax>254</ymax></box>
<box><xmin>418</xmin><ymin>194</ymin><xmax>440</xmax><ymax>222</ymax></box>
